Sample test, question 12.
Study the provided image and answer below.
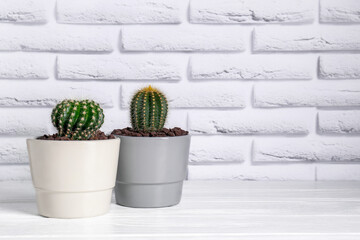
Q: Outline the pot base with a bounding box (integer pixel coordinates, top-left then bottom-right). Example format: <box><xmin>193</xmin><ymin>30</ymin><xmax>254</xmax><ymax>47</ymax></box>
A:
<box><xmin>35</xmin><ymin>188</ymin><xmax>113</xmax><ymax>219</ymax></box>
<box><xmin>115</xmin><ymin>181</ymin><xmax>183</xmax><ymax>208</ymax></box>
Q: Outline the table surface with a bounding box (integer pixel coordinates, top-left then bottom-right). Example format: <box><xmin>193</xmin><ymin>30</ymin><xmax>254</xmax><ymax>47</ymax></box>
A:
<box><xmin>0</xmin><ymin>181</ymin><xmax>360</xmax><ymax>240</ymax></box>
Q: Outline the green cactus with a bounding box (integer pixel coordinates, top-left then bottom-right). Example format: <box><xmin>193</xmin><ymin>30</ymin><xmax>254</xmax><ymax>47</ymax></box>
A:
<box><xmin>130</xmin><ymin>85</ymin><xmax>168</xmax><ymax>132</ymax></box>
<box><xmin>51</xmin><ymin>99</ymin><xmax>104</xmax><ymax>140</ymax></box>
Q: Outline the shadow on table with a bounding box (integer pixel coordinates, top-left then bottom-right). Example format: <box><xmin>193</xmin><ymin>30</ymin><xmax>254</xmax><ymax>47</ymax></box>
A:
<box><xmin>1</xmin><ymin>201</ymin><xmax>38</xmax><ymax>216</ymax></box>
<box><xmin>0</xmin><ymin>185</ymin><xmax>38</xmax><ymax>216</ymax></box>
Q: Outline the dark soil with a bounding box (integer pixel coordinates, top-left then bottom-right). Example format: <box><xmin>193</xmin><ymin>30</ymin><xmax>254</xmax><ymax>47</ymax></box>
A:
<box><xmin>37</xmin><ymin>130</ymin><xmax>115</xmax><ymax>141</ymax></box>
<box><xmin>111</xmin><ymin>127</ymin><xmax>188</xmax><ymax>137</ymax></box>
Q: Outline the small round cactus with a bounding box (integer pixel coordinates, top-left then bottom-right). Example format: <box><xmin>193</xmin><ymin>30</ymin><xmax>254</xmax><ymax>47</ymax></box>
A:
<box><xmin>130</xmin><ymin>85</ymin><xmax>168</xmax><ymax>132</ymax></box>
<box><xmin>51</xmin><ymin>99</ymin><xmax>104</xmax><ymax>140</ymax></box>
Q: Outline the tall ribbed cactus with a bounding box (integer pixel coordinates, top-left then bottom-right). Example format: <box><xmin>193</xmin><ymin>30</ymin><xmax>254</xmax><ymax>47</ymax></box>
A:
<box><xmin>130</xmin><ymin>86</ymin><xmax>168</xmax><ymax>132</ymax></box>
<box><xmin>51</xmin><ymin>99</ymin><xmax>104</xmax><ymax>140</ymax></box>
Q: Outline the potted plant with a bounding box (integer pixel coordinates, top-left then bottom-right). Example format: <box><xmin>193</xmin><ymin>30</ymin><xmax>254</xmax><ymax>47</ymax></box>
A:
<box><xmin>112</xmin><ymin>86</ymin><xmax>190</xmax><ymax>208</ymax></box>
<box><xmin>27</xmin><ymin>99</ymin><xmax>120</xmax><ymax>218</ymax></box>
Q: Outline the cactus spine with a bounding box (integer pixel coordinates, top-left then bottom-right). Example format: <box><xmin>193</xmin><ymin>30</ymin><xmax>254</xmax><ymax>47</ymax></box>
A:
<box><xmin>130</xmin><ymin>85</ymin><xmax>168</xmax><ymax>132</ymax></box>
<box><xmin>51</xmin><ymin>99</ymin><xmax>104</xmax><ymax>140</ymax></box>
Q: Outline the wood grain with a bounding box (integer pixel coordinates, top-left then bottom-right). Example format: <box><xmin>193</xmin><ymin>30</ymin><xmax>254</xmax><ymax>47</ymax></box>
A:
<box><xmin>0</xmin><ymin>181</ymin><xmax>359</xmax><ymax>239</ymax></box>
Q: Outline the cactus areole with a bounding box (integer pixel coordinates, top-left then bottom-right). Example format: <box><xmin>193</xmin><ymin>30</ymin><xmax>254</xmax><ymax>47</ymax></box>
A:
<box><xmin>130</xmin><ymin>85</ymin><xmax>168</xmax><ymax>133</ymax></box>
<box><xmin>51</xmin><ymin>99</ymin><xmax>104</xmax><ymax>140</ymax></box>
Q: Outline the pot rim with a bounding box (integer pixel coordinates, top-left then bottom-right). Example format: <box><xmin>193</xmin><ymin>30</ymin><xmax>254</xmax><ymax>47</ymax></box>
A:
<box><xmin>114</xmin><ymin>134</ymin><xmax>190</xmax><ymax>140</ymax></box>
<box><xmin>27</xmin><ymin>138</ymin><xmax>120</xmax><ymax>143</ymax></box>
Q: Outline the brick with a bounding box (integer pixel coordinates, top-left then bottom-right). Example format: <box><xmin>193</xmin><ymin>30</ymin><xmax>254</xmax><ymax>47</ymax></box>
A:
<box><xmin>0</xmin><ymin>0</ymin><xmax>48</xmax><ymax>23</ymax></box>
<box><xmin>57</xmin><ymin>55</ymin><xmax>182</xmax><ymax>81</ymax></box>
<box><xmin>122</xmin><ymin>27</ymin><xmax>244</xmax><ymax>52</ymax></box>
<box><xmin>319</xmin><ymin>55</ymin><xmax>360</xmax><ymax>79</ymax></box>
<box><xmin>0</xmin><ymin>109</ymin><xmax>51</xmax><ymax>136</ymax></box>
<box><xmin>317</xmin><ymin>165</ymin><xmax>360</xmax><ymax>180</ymax></box>
<box><xmin>57</xmin><ymin>0</ymin><xmax>180</xmax><ymax>24</ymax></box>
<box><xmin>0</xmin><ymin>26</ymin><xmax>112</xmax><ymax>52</ymax></box>
<box><xmin>320</xmin><ymin>0</ymin><xmax>360</xmax><ymax>23</ymax></box>
<box><xmin>254</xmin><ymin>27</ymin><xmax>360</xmax><ymax>52</ymax></box>
<box><xmin>0</xmin><ymin>138</ymin><xmax>28</xmax><ymax>164</ymax></box>
<box><xmin>190</xmin><ymin>0</ymin><xmax>315</xmax><ymax>24</ymax></box>
<box><xmin>190</xmin><ymin>136</ymin><xmax>249</xmax><ymax>163</ymax></box>
<box><xmin>189</xmin><ymin>110</ymin><xmax>310</xmax><ymax>135</ymax></box>
<box><xmin>0</xmin><ymin>82</ymin><xmax>114</xmax><ymax>107</ymax></box>
<box><xmin>318</xmin><ymin>111</ymin><xmax>360</xmax><ymax>135</ymax></box>
<box><xmin>188</xmin><ymin>164</ymin><xmax>315</xmax><ymax>180</ymax></box>
<box><xmin>100</xmin><ymin>109</ymin><xmax>129</xmax><ymax>133</ymax></box>
<box><xmin>165</xmin><ymin>110</ymin><xmax>188</xmax><ymax>130</ymax></box>
<box><xmin>191</xmin><ymin>55</ymin><xmax>312</xmax><ymax>80</ymax></box>
<box><xmin>121</xmin><ymin>84</ymin><xmax>246</xmax><ymax>108</ymax></box>
<box><xmin>254</xmin><ymin>139</ymin><xmax>360</xmax><ymax>163</ymax></box>
<box><xmin>254</xmin><ymin>83</ymin><xmax>360</xmax><ymax>108</ymax></box>
<box><xmin>0</xmin><ymin>165</ymin><xmax>31</xmax><ymax>181</ymax></box>
<box><xmin>0</xmin><ymin>54</ymin><xmax>49</xmax><ymax>79</ymax></box>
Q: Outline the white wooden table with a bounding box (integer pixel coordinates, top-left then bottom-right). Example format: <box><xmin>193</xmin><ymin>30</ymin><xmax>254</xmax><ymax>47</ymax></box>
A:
<box><xmin>0</xmin><ymin>181</ymin><xmax>359</xmax><ymax>240</ymax></box>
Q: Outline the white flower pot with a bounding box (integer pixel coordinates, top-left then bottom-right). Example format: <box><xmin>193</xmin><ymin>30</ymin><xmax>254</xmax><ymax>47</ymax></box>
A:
<box><xmin>26</xmin><ymin>139</ymin><xmax>120</xmax><ymax>218</ymax></box>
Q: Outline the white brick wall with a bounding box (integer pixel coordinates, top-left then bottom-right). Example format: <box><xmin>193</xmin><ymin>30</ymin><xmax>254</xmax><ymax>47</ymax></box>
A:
<box><xmin>57</xmin><ymin>0</ymin><xmax>181</xmax><ymax>24</ymax></box>
<box><xmin>0</xmin><ymin>82</ymin><xmax>115</xmax><ymax>107</ymax></box>
<box><xmin>121</xmin><ymin>83</ymin><xmax>247</xmax><ymax>108</ymax></box>
<box><xmin>318</xmin><ymin>111</ymin><xmax>360</xmax><ymax>134</ymax></box>
<box><xmin>0</xmin><ymin>109</ymin><xmax>51</xmax><ymax>136</ymax></box>
<box><xmin>254</xmin><ymin>139</ymin><xmax>360</xmax><ymax>162</ymax></box>
<box><xmin>191</xmin><ymin>56</ymin><xmax>312</xmax><ymax>80</ymax></box>
<box><xmin>320</xmin><ymin>0</ymin><xmax>360</xmax><ymax>23</ymax></box>
<box><xmin>0</xmin><ymin>26</ymin><xmax>112</xmax><ymax>52</ymax></box>
<box><xmin>319</xmin><ymin>55</ymin><xmax>360</xmax><ymax>79</ymax></box>
<box><xmin>0</xmin><ymin>0</ymin><xmax>49</xmax><ymax>23</ymax></box>
<box><xmin>190</xmin><ymin>0</ymin><xmax>315</xmax><ymax>24</ymax></box>
<box><xmin>0</xmin><ymin>54</ymin><xmax>49</xmax><ymax>79</ymax></box>
<box><xmin>121</xmin><ymin>27</ymin><xmax>244</xmax><ymax>52</ymax></box>
<box><xmin>0</xmin><ymin>138</ymin><xmax>28</xmax><ymax>164</ymax></box>
<box><xmin>254</xmin><ymin>83</ymin><xmax>360</xmax><ymax>108</ymax></box>
<box><xmin>254</xmin><ymin>26</ymin><xmax>360</xmax><ymax>52</ymax></box>
<box><xmin>57</xmin><ymin>55</ymin><xmax>183</xmax><ymax>81</ymax></box>
<box><xmin>189</xmin><ymin>110</ymin><xmax>311</xmax><ymax>135</ymax></box>
<box><xmin>0</xmin><ymin>0</ymin><xmax>359</xmax><ymax>181</ymax></box>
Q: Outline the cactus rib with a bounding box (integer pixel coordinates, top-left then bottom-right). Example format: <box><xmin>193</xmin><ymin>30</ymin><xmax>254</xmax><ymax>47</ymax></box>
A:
<box><xmin>130</xmin><ymin>85</ymin><xmax>168</xmax><ymax>132</ymax></box>
<box><xmin>51</xmin><ymin>99</ymin><xmax>104</xmax><ymax>140</ymax></box>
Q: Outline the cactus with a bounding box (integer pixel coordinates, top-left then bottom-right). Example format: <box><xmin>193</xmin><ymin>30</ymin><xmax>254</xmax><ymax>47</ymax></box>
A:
<box><xmin>51</xmin><ymin>99</ymin><xmax>104</xmax><ymax>140</ymax></box>
<box><xmin>130</xmin><ymin>85</ymin><xmax>168</xmax><ymax>132</ymax></box>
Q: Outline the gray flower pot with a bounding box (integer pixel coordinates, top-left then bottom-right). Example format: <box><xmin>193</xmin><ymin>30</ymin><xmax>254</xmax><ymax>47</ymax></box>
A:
<box><xmin>114</xmin><ymin>135</ymin><xmax>191</xmax><ymax>208</ymax></box>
